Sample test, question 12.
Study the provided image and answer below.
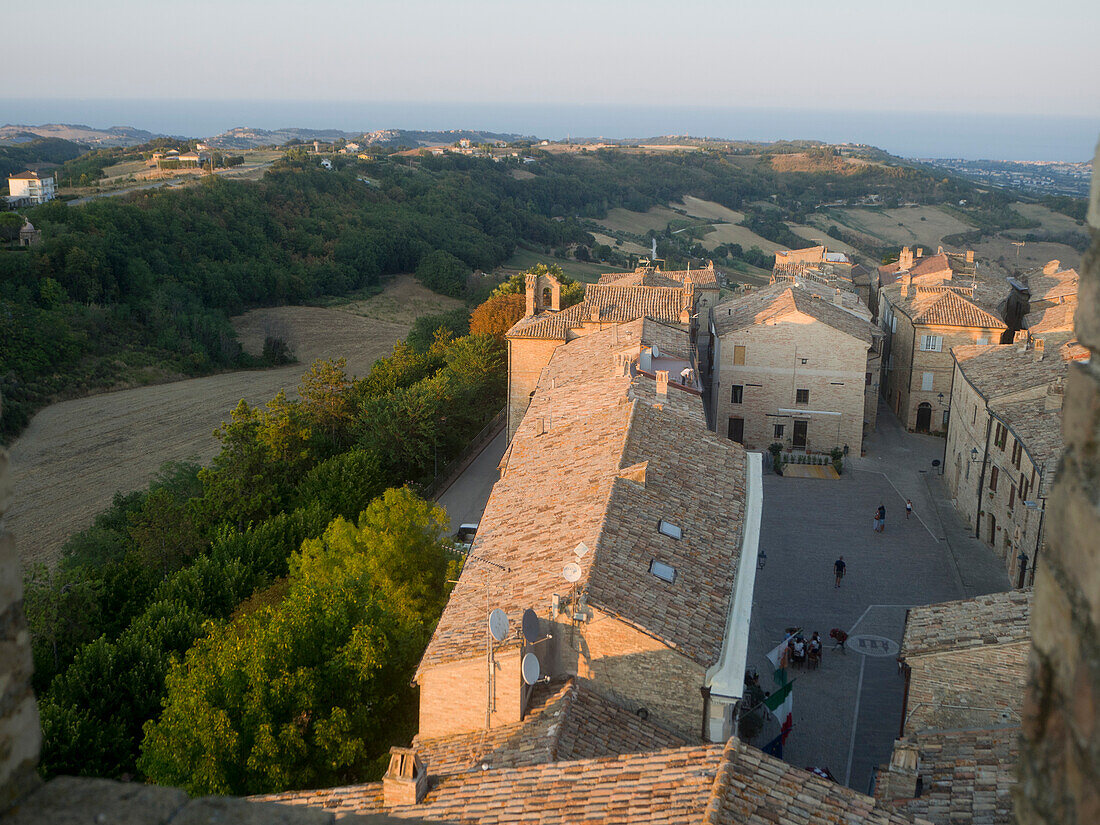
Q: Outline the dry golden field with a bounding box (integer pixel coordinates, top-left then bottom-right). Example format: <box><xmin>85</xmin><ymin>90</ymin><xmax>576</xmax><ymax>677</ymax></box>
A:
<box><xmin>596</xmin><ymin>205</ymin><xmax>686</xmax><ymax>236</ymax></box>
<box><xmin>785</xmin><ymin>223</ymin><xmax>858</xmax><ymax>255</ymax></box>
<box><xmin>814</xmin><ymin>206</ymin><xmax>975</xmax><ymax>249</ymax></box>
<box><xmin>675</xmin><ymin>196</ymin><xmax>745</xmax><ymax>224</ymax></box>
<box><xmin>972</xmin><ymin>238</ymin><xmax>1082</xmax><ymax>272</ymax></box>
<box><xmin>6</xmin><ymin>276</ymin><xmax>455</xmax><ymax>568</ymax></box>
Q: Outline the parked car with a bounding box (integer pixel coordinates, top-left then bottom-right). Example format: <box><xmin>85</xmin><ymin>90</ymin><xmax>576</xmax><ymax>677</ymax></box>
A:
<box><xmin>454</xmin><ymin>523</ymin><xmax>479</xmax><ymax>552</ymax></box>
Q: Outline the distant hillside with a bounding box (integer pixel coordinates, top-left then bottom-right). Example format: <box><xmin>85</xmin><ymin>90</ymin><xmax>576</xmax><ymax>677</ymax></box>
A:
<box><xmin>0</xmin><ymin>123</ymin><xmax>164</xmax><ymax>148</ymax></box>
<box><xmin>0</xmin><ymin>137</ymin><xmax>87</xmax><ymax>181</ymax></box>
<box><xmin>206</xmin><ymin>126</ymin><xmax>527</xmax><ymax>150</ymax></box>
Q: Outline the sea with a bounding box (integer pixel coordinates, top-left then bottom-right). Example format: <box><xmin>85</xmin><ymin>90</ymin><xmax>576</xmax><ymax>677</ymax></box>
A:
<box><xmin>2</xmin><ymin>99</ymin><xmax>1097</xmax><ymax>162</ymax></box>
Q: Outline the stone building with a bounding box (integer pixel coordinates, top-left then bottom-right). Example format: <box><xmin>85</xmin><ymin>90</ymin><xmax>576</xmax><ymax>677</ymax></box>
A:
<box><xmin>879</xmin><ymin>281</ymin><xmax>1006</xmax><ymax>432</ymax></box>
<box><xmin>709</xmin><ymin>282</ymin><xmax>881</xmax><ymax>455</ymax></box>
<box><xmin>418</xmin><ymin>317</ymin><xmax>762</xmax><ymax>746</ymax></box>
<box><xmin>872</xmin><ymin>245</ymin><xmax>976</xmax><ymax>318</ymax></box>
<box><xmin>5</xmin><ymin>170</ymin><xmax>55</xmax><ymax>205</ymax></box>
<box><xmin>505</xmin><ymin>269</ymin><xmax>702</xmax><ymax>440</ymax></box>
<box><xmin>945</xmin><ymin>343</ymin><xmax>1078</xmax><ymax>585</ymax></box>
<box><xmin>17</xmin><ymin>220</ymin><xmax>40</xmax><ymax>247</ymax></box>
<box><xmin>876</xmin><ymin>590</ymin><xmax>1031</xmax><ymax>825</ymax></box>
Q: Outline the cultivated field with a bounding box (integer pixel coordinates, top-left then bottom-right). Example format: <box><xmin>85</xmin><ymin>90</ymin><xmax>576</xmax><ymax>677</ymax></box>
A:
<box><xmin>598</xmin><ymin>198</ymin><xmax>783</xmax><ymax>255</ymax></box>
<box><xmin>785</xmin><ymin>223</ymin><xmax>858</xmax><ymax>255</ymax></box>
<box><xmin>676</xmin><ymin>196</ymin><xmax>745</xmax><ymax>225</ymax></box>
<box><xmin>971</xmin><ymin>238</ymin><xmax>1082</xmax><ymax>272</ymax></box>
<box><xmin>596</xmin><ymin>205</ymin><xmax>686</xmax><ymax>236</ymax></box>
<box><xmin>500</xmin><ymin>247</ymin><xmax>619</xmax><ymax>282</ymax></box>
<box><xmin>6</xmin><ymin>276</ymin><xmax>454</xmax><ymax>569</ymax></box>
<box><xmin>814</xmin><ymin>206</ymin><xmax>975</xmax><ymax>249</ymax></box>
<box><xmin>1010</xmin><ymin>203</ymin><xmax>1089</xmax><ymax>236</ymax></box>
<box><xmin>589</xmin><ymin>231</ymin><xmax>650</xmax><ymax>257</ymax></box>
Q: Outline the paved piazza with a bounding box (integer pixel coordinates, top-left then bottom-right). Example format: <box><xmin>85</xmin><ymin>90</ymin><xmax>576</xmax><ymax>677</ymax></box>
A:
<box><xmin>746</xmin><ymin>403</ymin><xmax>1011</xmax><ymax>793</ymax></box>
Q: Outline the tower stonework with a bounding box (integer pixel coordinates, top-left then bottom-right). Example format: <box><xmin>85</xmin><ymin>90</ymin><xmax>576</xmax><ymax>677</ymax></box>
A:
<box><xmin>1015</xmin><ymin>141</ymin><xmax>1100</xmax><ymax>825</ymax></box>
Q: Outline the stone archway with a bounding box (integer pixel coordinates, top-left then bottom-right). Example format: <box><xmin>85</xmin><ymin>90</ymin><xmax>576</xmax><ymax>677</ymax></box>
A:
<box><xmin>915</xmin><ymin>402</ymin><xmax>932</xmax><ymax>433</ymax></box>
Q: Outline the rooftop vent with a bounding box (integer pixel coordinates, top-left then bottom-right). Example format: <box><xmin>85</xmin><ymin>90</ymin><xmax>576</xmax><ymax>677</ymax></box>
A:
<box><xmin>657</xmin><ymin>520</ymin><xmax>682</xmax><ymax>540</ymax></box>
<box><xmin>649</xmin><ymin>559</ymin><xmax>677</xmax><ymax>583</ymax></box>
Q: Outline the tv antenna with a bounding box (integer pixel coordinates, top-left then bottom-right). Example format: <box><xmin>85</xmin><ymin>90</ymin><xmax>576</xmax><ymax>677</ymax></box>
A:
<box><xmin>522</xmin><ymin>607</ymin><xmax>552</xmax><ymax>647</ymax></box>
<box><xmin>1011</xmin><ymin>241</ymin><xmax>1025</xmax><ymax>258</ymax></box>
<box><xmin>521</xmin><ymin>652</ymin><xmax>546</xmax><ymax>686</ymax></box>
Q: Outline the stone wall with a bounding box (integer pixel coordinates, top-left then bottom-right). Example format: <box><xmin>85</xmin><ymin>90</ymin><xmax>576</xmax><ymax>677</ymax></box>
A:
<box><xmin>0</xmin><ymin>398</ymin><xmax>41</xmax><ymax>810</ymax></box>
<box><xmin>506</xmin><ymin>337</ymin><xmax>565</xmax><ymax>441</ymax></box>
<box><xmin>904</xmin><ymin>642</ymin><xmax>1029</xmax><ymax>733</ymax></box>
<box><xmin>417</xmin><ymin>648</ymin><xmax>523</xmax><ymax>739</ymax></box>
<box><xmin>1016</xmin><ymin>144</ymin><xmax>1100</xmax><ymax>825</ymax></box>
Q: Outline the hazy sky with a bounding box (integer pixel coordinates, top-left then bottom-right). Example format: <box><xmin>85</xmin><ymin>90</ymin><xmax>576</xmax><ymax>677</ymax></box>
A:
<box><xmin>17</xmin><ymin>0</ymin><xmax>1099</xmax><ymax>117</ymax></box>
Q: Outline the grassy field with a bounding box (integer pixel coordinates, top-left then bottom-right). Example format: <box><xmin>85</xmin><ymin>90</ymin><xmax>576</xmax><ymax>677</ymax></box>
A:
<box><xmin>971</xmin><ymin>237</ymin><xmax>1082</xmax><ymax>272</ymax></box>
<box><xmin>596</xmin><ymin>205</ymin><xmax>686</xmax><ymax>236</ymax></box>
<box><xmin>785</xmin><ymin>223</ymin><xmax>858</xmax><ymax>255</ymax></box>
<box><xmin>5</xmin><ymin>276</ymin><xmax>454</xmax><ymax>569</ymax></box>
<box><xmin>814</xmin><ymin>206</ymin><xmax>975</xmax><ymax>250</ymax></box>
<box><xmin>598</xmin><ymin>198</ymin><xmax>783</xmax><ymax>255</ymax></box>
<box><xmin>676</xmin><ymin>196</ymin><xmax>745</xmax><ymax>224</ymax></box>
<box><xmin>500</xmin><ymin>247</ymin><xmax>620</xmax><ymax>282</ymax></box>
<box><xmin>589</xmin><ymin>231</ymin><xmax>650</xmax><ymax>257</ymax></box>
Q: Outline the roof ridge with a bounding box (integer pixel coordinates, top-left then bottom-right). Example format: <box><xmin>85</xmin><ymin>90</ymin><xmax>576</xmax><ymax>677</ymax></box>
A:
<box><xmin>702</xmin><ymin>736</ymin><xmax>743</xmax><ymax>823</ymax></box>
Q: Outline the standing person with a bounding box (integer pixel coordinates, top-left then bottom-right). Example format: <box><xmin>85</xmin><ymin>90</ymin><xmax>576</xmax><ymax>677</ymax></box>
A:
<box><xmin>834</xmin><ymin>555</ymin><xmax>846</xmax><ymax>587</ymax></box>
<box><xmin>876</xmin><ymin>504</ymin><xmax>886</xmax><ymax>533</ymax></box>
<box><xmin>906</xmin><ymin>499</ymin><xmax>913</xmax><ymax>520</ymax></box>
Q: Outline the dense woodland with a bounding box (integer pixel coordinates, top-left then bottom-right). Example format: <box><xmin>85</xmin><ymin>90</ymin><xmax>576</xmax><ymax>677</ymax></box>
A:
<box><xmin>7</xmin><ymin>141</ymin><xmax>1077</xmax><ymax>794</ymax></box>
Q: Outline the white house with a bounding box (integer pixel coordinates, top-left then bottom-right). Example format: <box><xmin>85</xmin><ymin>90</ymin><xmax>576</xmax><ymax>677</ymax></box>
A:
<box><xmin>7</xmin><ymin>171</ymin><xmax>56</xmax><ymax>204</ymax></box>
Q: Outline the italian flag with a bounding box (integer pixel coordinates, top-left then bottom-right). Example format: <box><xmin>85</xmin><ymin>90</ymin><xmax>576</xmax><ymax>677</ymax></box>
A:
<box><xmin>763</xmin><ymin>679</ymin><xmax>794</xmax><ymax>742</ymax></box>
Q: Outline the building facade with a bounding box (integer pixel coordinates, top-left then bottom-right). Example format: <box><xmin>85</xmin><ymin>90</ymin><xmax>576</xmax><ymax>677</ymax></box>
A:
<box><xmin>945</xmin><ymin>342</ymin><xmax>1074</xmax><ymax>586</ymax></box>
<box><xmin>879</xmin><ymin>282</ymin><xmax>1006</xmax><ymax>432</ymax></box>
<box><xmin>6</xmin><ymin>171</ymin><xmax>55</xmax><ymax>204</ymax></box>
<box><xmin>710</xmin><ymin>283</ymin><xmax>881</xmax><ymax>455</ymax></box>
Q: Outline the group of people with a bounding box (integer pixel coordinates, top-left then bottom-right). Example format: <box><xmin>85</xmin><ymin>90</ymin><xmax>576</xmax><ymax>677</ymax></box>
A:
<box><xmin>782</xmin><ymin>632</ymin><xmax>823</xmax><ymax>669</ymax></box>
<box><xmin>873</xmin><ymin>499</ymin><xmax>914</xmax><ymax>533</ymax></box>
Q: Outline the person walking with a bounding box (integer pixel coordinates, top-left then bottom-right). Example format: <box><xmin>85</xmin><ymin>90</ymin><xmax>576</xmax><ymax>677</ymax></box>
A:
<box><xmin>834</xmin><ymin>555</ymin><xmax>846</xmax><ymax>587</ymax></box>
<box><xmin>906</xmin><ymin>499</ymin><xmax>913</xmax><ymax>520</ymax></box>
<box><xmin>876</xmin><ymin>504</ymin><xmax>886</xmax><ymax>533</ymax></box>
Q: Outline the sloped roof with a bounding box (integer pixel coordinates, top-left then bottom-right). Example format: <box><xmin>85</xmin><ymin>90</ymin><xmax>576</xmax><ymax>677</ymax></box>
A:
<box><xmin>507</xmin><ymin>282</ymin><xmax>687</xmax><ymax>341</ymax></box>
<box><xmin>882</xmin><ymin>727</ymin><xmax>1019</xmax><ymax>825</ymax></box>
<box><xmin>1024</xmin><ymin>302</ymin><xmax>1076</xmax><ymax>335</ymax></box>
<box><xmin>884</xmin><ymin>284</ymin><xmax>1006</xmax><ymax>330</ymax></box>
<box><xmin>712</xmin><ymin>283</ymin><xmax>878</xmax><ymax>344</ymax></box>
<box><xmin>420</xmin><ymin>318</ymin><xmax>746</xmax><ymax>673</ymax></box>
<box><xmin>901</xmin><ymin>590</ymin><xmax>1032</xmax><ymax>658</ymax></box>
<box><xmin>257</xmin><ymin>738</ymin><xmax>920</xmax><ymax>824</ymax></box>
<box><xmin>599</xmin><ymin>264</ymin><xmax>719</xmax><ymax>288</ymax></box>
<box><xmin>991</xmin><ymin>398</ymin><xmax>1065</xmax><ymax>493</ymax></box>
<box><xmin>953</xmin><ymin>344</ymin><xmax>1070</xmax><ymax>405</ymax></box>
<box><xmin>1026</xmin><ymin>268</ymin><xmax>1078</xmax><ymax>303</ymax></box>
<box><xmin>7</xmin><ymin>170</ymin><xmax>50</xmax><ymax>180</ymax></box>
<box><xmin>411</xmin><ymin>678</ymin><xmax>688</xmax><ymax>776</ymax></box>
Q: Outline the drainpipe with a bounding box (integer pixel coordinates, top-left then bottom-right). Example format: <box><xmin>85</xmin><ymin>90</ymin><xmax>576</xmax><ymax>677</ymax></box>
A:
<box><xmin>975</xmin><ymin>413</ymin><xmax>993</xmax><ymax>539</ymax></box>
<box><xmin>1029</xmin><ymin>465</ymin><xmax>1047</xmax><ymax>587</ymax></box>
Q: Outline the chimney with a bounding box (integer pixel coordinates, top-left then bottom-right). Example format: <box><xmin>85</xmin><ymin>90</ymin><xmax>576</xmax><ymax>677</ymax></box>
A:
<box><xmin>591</xmin><ymin>303</ymin><xmax>602</xmax><ymax>323</ymax></box>
<box><xmin>881</xmin><ymin>739</ymin><xmax>920</xmax><ymax>800</ymax></box>
<box><xmin>1033</xmin><ymin>337</ymin><xmax>1046</xmax><ymax>362</ymax></box>
<box><xmin>383</xmin><ymin>747</ymin><xmax>428</xmax><ymax>806</ymax></box>
<box><xmin>656</xmin><ymin>370</ymin><xmax>669</xmax><ymax>398</ymax></box>
<box><xmin>898</xmin><ymin>247</ymin><xmax>914</xmax><ymax>271</ymax></box>
<box><xmin>966</xmin><ymin>250</ymin><xmax>975</xmax><ymax>264</ymax></box>
<box><xmin>1014</xmin><ymin>330</ymin><xmax>1029</xmax><ymax>352</ymax></box>
<box><xmin>524</xmin><ymin>273</ymin><xmax>537</xmax><ymax>317</ymax></box>
<box><xmin>833</xmin><ymin>287</ymin><xmax>843</xmax><ymax>306</ymax></box>
<box><xmin>1045</xmin><ymin>378</ymin><xmax>1064</xmax><ymax>410</ymax></box>
<box><xmin>916</xmin><ymin>247</ymin><xmax>924</xmax><ymax>259</ymax></box>
<box><xmin>901</xmin><ymin>273</ymin><xmax>911</xmax><ymax>298</ymax></box>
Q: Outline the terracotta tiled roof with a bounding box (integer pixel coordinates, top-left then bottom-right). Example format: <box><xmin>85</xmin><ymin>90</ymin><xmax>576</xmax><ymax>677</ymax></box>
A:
<box><xmin>506</xmin><ymin>282</ymin><xmax>688</xmax><ymax>341</ymax></box>
<box><xmin>7</xmin><ymin>170</ymin><xmax>49</xmax><ymax>180</ymax></box>
<box><xmin>1024</xmin><ymin>302</ymin><xmax>1076</xmax><ymax>335</ymax></box>
<box><xmin>712</xmin><ymin>283</ymin><xmax>878</xmax><ymax>343</ymax></box>
<box><xmin>706</xmin><ymin>739</ymin><xmax>919</xmax><ymax>825</ymax></box>
<box><xmin>420</xmin><ymin>318</ymin><xmax>746</xmax><ymax>673</ymax></box>
<box><xmin>953</xmin><ymin>344</ymin><xmax>1070</xmax><ymax>398</ymax></box>
<box><xmin>901</xmin><ymin>590</ymin><xmax>1032</xmax><ymax>658</ymax></box>
<box><xmin>597</xmin><ymin>270</ymin><xmax>684</xmax><ymax>288</ymax></box>
<box><xmin>412</xmin><ymin>678</ymin><xmax>689</xmax><ymax>777</ymax></box>
<box><xmin>599</xmin><ymin>265</ymin><xmax>719</xmax><ymax>288</ymax></box>
<box><xmin>258</xmin><ymin>738</ymin><xmax>920</xmax><ymax>824</ymax></box>
<box><xmin>884</xmin><ymin>285</ymin><xmax>1006</xmax><ymax>330</ymax></box>
<box><xmin>882</xmin><ymin>727</ymin><xmax>1020</xmax><ymax>825</ymax></box>
<box><xmin>1025</xmin><ymin>268</ymin><xmax>1078</xmax><ymax>303</ymax></box>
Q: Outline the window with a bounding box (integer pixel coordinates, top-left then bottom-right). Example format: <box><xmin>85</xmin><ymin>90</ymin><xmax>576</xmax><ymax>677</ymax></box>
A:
<box><xmin>994</xmin><ymin>423</ymin><xmax>1007</xmax><ymax>450</ymax></box>
<box><xmin>1009</xmin><ymin>483</ymin><xmax>1016</xmax><ymax>509</ymax></box>
<box><xmin>796</xmin><ymin>388</ymin><xmax>810</xmax><ymax>404</ymax></box>
<box><xmin>727</xmin><ymin>417</ymin><xmax>744</xmax><ymax>443</ymax></box>
<box><xmin>1012</xmin><ymin>441</ymin><xmax>1022</xmax><ymax>469</ymax></box>
<box><xmin>891</xmin><ymin>316</ymin><xmax>897</xmax><ymax>333</ymax></box>
<box><xmin>943</xmin><ymin>411</ymin><xmax>950</xmax><ymax>427</ymax></box>
<box><xmin>921</xmin><ymin>372</ymin><xmax>934</xmax><ymax>391</ymax></box>
<box><xmin>649</xmin><ymin>559</ymin><xmax>677</xmax><ymax>583</ymax></box>
<box><xmin>773</xmin><ymin>424</ymin><xmax>785</xmax><ymax>439</ymax></box>
<box><xmin>1020</xmin><ymin>474</ymin><xmax>1029</xmax><ymax>503</ymax></box>
<box><xmin>731</xmin><ymin>384</ymin><xmax>743</xmax><ymax>404</ymax></box>
<box><xmin>920</xmin><ymin>334</ymin><xmax>943</xmax><ymax>352</ymax></box>
<box><xmin>866</xmin><ymin>372</ymin><xmax>872</xmax><ymax>386</ymax></box>
<box><xmin>976</xmin><ymin>337</ymin><xmax>990</xmax><ymax>346</ymax></box>
<box><xmin>657</xmin><ymin>520</ymin><xmax>682</xmax><ymax>540</ymax></box>
<box><xmin>990</xmin><ymin>466</ymin><xmax>999</xmax><ymax>492</ymax></box>
<box><xmin>733</xmin><ymin>345</ymin><xmax>746</xmax><ymax>365</ymax></box>
<box><xmin>972</xmin><ymin>405</ymin><xmax>977</xmax><ymax>425</ymax></box>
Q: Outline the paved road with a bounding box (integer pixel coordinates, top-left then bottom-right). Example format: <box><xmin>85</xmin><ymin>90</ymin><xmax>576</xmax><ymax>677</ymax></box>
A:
<box><xmin>746</xmin><ymin>400</ymin><xmax>1010</xmax><ymax>793</ymax></box>
<box><xmin>436</xmin><ymin>430</ymin><xmax>507</xmax><ymax>533</ymax></box>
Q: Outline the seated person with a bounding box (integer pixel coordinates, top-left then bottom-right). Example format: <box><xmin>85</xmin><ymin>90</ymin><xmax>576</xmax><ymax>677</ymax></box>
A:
<box><xmin>792</xmin><ymin>638</ymin><xmax>806</xmax><ymax>663</ymax></box>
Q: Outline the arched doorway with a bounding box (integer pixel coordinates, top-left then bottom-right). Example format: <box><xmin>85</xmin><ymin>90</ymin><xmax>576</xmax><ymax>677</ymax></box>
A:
<box><xmin>915</xmin><ymin>402</ymin><xmax>932</xmax><ymax>433</ymax></box>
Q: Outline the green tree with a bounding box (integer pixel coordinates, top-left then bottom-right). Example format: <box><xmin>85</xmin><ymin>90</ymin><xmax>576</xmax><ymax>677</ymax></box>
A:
<box><xmin>138</xmin><ymin>488</ymin><xmax>452</xmax><ymax>795</ymax></box>
<box><xmin>415</xmin><ymin>249</ymin><xmax>470</xmax><ymax>298</ymax></box>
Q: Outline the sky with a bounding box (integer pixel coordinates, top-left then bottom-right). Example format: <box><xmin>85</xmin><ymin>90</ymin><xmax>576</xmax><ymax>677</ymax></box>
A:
<box><xmin>9</xmin><ymin>0</ymin><xmax>1100</xmax><ymax>156</ymax></box>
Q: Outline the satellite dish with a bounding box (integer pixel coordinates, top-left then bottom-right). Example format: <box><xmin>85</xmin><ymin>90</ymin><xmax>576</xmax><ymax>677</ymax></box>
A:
<box><xmin>562</xmin><ymin>562</ymin><xmax>582</xmax><ymax>583</ymax></box>
<box><xmin>488</xmin><ymin>608</ymin><xmax>509</xmax><ymax>643</ymax></box>
<box><xmin>521</xmin><ymin>652</ymin><xmax>541</xmax><ymax>686</ymax></box>
<box><xmin>522</xmin><ymin>608</ymin><xmax>541</xmax><ymax>644</ymax></box>
<box><xmin>574</xmin><ymin>541</ymin><xmax>589</xmax><ymax>558</ymax></box>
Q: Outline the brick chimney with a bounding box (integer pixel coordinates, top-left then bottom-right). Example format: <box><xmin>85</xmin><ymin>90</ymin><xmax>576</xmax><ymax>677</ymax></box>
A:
<box><xmin>383</xmin><ymin>747</ymin><xmax>428</xmax><ymax>806</ymax></box>
<box><xmin>1045</xmin><ymin>378</ymin><xmax>1064</xmax><ymax>410</ymax></box>
<box><xmin>1033</xmin><ymin>337</ymin><xmax>1046</xmax><ymax>362</ymax></box>
<box><xmin>901</xmin><ymin>273</ymin><xmax>911</xmax><ymax>298</ymax></box>
<box><xmin>898</xmin><ymin>247</ymin><xmax>914</xmax><ymax>271</ymax></box>
<box><xmin>966</xmin><ymin>250</ymin><xmax>975</xmax><ymax>264</ymax></box>
<box><xmin>656</xmin><ymin>370</ymin><xmax>669</xmax><ymax>398</ymax></box>
<box><xmin>833</xmin><ymin>287</ymin><xmax>843</xmax><ymax>306</ymax></box>
<box><xmin>524</xmin><ymin>273</ymin><xmax>538</xmax><ymax>317</ymax></box>
<box><xmin>916</xmin><ymin>247</ymin><xmax>924</xmax><ymax>259</ymax></box>
<box><xmin>1014</xmin><ymin>330</ymin><xmax>1029</xmax><ymax>352</ymax></box>
<box><xmin>591</xmin><ymin>303</ymin><xmax>602</xmax><ymax>323</ymax></box>
<box><xmin>880</xmin><ymin>739</ymin><xmax>920</xmax><ymax>800</ymax></box>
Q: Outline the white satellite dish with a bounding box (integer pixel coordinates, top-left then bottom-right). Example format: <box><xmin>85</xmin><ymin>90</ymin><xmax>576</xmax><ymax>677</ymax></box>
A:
<box><xmin>522</xmin><ymin>608</ymin><xmax>540</xmax><ymax>644</ymax></box>
<box><xmin>574</xmin><ymin>541</ymin><xmax>589</xmax><ymax>558</ymax></box>
<box><xmin>521</xmin><ymin>652</ymin><xmax>541</xmax><ymax>686</ymax></box>
<box><xmin>562</xmin><ymin>562</ymin><xmax>582</xmax><ymax>583</ymax></box>
<box><xmin>488</xmin><ymin>608</ymin><xmax>509</xmax><ymax>643</ymax></box>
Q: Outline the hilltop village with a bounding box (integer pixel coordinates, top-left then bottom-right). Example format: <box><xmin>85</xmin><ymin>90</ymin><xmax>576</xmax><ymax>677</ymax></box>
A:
<box><xmin>239</xmin><ymin>240</ymin><xmax>1080</xmax><ymax>821</ymax></box>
